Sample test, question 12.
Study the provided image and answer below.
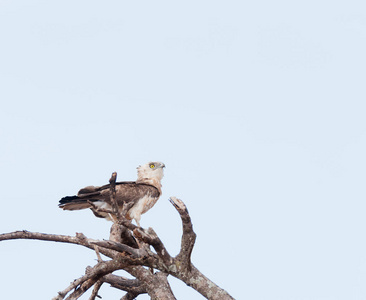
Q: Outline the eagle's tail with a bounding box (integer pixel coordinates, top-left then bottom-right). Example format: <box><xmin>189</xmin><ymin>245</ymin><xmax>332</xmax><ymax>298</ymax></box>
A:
<box><xmin>59</xmin><ymin>195</ymin><xmax>97</xmax><ymax>210</ymax></box>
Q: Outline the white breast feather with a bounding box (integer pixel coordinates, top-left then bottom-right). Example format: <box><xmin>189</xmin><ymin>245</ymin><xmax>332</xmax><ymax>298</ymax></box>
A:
<box><xmin>128</xmin><ymin>195</ymin><xmax>157</xmax><ymax>225</ymax></box>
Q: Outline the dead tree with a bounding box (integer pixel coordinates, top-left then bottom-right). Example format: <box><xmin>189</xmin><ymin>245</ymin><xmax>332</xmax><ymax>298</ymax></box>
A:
<box><xmin>0</xmin><ymin>173</ymin><xmax>234</xmax><ymax>300</ymax></box>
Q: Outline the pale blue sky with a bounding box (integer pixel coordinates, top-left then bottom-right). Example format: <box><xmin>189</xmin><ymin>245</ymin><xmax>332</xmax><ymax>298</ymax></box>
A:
<box><xmin>1</xmin><ymin>1</ymin><xmax>366</xmax><ymax>299</ymax></box>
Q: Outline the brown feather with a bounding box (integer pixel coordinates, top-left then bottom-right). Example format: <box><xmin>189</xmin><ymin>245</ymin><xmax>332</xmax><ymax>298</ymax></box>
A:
<box><xmin>59</xmin><ymin>182</ymin><xmax>159</xmax><ymax>212</ymax></box>
<box><xmin>61</xmin><ymin>202</ymin><xmax>92</xmax><ymax>210</ymax></box>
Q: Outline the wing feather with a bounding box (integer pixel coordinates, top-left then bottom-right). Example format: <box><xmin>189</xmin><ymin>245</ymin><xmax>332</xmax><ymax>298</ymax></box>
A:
<box><xmin>101</xmin><ymin>182</ymin><xmax>160</xmax><ymax>206</ymax></box>
<box><xmin>60</xmin><ymin>181</ymin><xmax>159</xmax><ymax>209</ymax></box>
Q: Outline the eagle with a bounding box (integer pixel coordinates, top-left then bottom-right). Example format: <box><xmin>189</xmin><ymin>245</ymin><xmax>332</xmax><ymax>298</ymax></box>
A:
<box><xmin>59</xmin><ymin>162</ymin><xmax>165</xmax><ymax>226</ymax></box>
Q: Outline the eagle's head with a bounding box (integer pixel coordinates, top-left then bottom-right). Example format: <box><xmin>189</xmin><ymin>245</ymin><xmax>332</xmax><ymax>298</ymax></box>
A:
<box><xmin>137</xmin><ymin>162</ymin><xmax>165</xmax><ymax>183</ymax></box>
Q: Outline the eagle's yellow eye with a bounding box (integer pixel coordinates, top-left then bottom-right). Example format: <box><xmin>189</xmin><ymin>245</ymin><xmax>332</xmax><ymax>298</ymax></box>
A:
<box><xmin>150</xmin><ymin>164</ymin><xmax>155</xmax><ymax>169</ymax></box>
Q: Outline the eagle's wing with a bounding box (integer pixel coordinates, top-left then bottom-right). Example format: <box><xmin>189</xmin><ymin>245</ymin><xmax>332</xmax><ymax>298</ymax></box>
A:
<box><xmin>98</xmin><ymin>182</ymin><xmax>160</xmax><ymax>206</ymax></box>
<box><xmin>59</xmin><ymin>181</ymin><xmax>159</xmax><ymax>212</ymax></box>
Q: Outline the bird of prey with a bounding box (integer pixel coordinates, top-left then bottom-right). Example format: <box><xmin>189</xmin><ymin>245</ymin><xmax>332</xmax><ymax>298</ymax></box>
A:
<box><xmin>59</xmin><ymin>162</ymin><xmax>165</xmax><ymax>226</ymax></box>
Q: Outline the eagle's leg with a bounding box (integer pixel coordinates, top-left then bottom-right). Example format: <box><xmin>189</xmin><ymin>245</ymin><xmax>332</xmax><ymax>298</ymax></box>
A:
<box><xmin>134</xmin><ymin>214</ymin><xmax>141</xmax><ymax>227</ymax></box>
<box><xmin>121</xmin><ymin>201</ymin><xmax>135</xmax><ymax>217</ymax></box>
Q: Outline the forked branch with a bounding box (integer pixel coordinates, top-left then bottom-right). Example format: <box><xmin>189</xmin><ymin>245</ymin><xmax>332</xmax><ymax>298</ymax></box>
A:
<box><xmin>53</xmin><ymin>260</ymin><xmax>125</xmax><ymax>300</ymax></box>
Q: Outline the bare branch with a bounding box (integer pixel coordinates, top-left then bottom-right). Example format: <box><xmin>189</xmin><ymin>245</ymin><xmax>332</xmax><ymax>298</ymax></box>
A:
<box><xmin>109</xmin><ymin>172</ymin><xmax>120</xmax><ymax>218</ymax></box>
<box><xmin>121</xmin><ymin>293</ymin><xmax>138</xmax><ymax>300</ymax></box>
<box><xmin>133</xmin><ymin>227</ymin><xmax>173</xmax><ymax>267</ymax></box>
<box><xmin>169</xmin><ymin>197</ymin><xmax>196</xmax><ymax>270</ymax></box>
<box><xmin>110</xmin><ymin>224</ymin><xmax>139</xmax><ymax>249</ymax></box>
<box><xmin>93</xmin><ymin>245</ymin><xmax>103</xmax><ymax>262</ymax></box>
<box><xmin>53</xmin><ymin>272</ymin><xmax>91</xmax><ymax>300</ymax></box>
<box><xmin>89</xmin><ymin>280</ymin><xmax>103</xmax><ymax>300</ymax></box>
<box><xmin>181</xmin><ymin>264</ymin><xmax>235</xmax><ymax>300</ymax></box>
<box><xmin>0</xmin><ymin>231</ymin><xmax>117</xmax><ymax>259</ymax></box>
<box><xmin>91</xmin><ymin>240</ymin><xmax>145</xmax><ymax>259</ymax></box>
<box><xmin>166</xmin><ymin>197</ymin><xmax>235</xmax><ymax>300</ymax></box>
<box><xmin>54</xmin><ymin>260</ymin><xmax>124</xmax><ymax>300</ymax></box>
<box><xmin>124</xmin><ymin>267</ymin><xmax>177</xmax><ymax>300</ymax></box>
<box><xmin>117</xmin><ymin>217</ymin><xmax>138</xmax><ymax>231</ymax></box>
<box><xmin>102</xmin><ymin>273</ymin><xmax>146</xmax><ymax>297</ymax></box>
<box><xmin>65</xmin><ymin>278</ymin><xmax>96</xmax><ymax>300</ymax></box>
